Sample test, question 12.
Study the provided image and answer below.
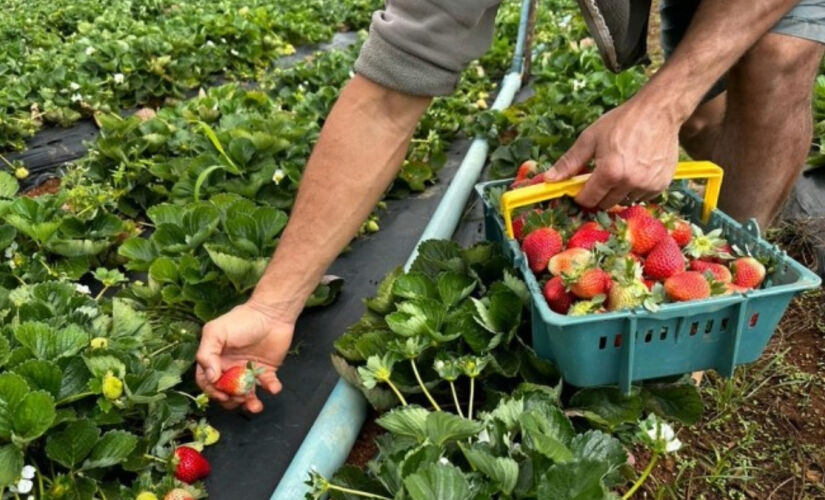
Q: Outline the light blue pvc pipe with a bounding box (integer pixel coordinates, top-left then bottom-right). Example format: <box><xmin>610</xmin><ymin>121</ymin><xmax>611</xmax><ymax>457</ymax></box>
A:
<box><xmin>271</xmin><ymin>3</ymin><xmax>533</xmax><ymax>498</ymax></box>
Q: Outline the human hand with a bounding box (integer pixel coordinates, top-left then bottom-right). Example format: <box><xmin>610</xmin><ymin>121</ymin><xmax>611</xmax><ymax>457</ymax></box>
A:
<box><xmin>195</xmin><ymin>300</ymin><xmax>294</xmax><ymax>413</ymax></box>
<box><xmin>543</xmin><ymin>96</ymin><xmax>682</xmax><ymax>209</ymax></box>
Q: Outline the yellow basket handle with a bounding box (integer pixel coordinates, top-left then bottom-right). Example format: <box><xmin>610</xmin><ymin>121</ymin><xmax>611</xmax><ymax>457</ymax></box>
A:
<box><xmin>501</xmin><ymin>161</ymin><xmax>724</xmax><ymax>239</ymax></box>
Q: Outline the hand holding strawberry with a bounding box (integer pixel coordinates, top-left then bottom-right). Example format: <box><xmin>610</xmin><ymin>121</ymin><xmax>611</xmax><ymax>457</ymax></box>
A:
<box><xmin>195</xmin><ymin>301</ymin><xmax>293</xmax><ymax>413</ymax></box>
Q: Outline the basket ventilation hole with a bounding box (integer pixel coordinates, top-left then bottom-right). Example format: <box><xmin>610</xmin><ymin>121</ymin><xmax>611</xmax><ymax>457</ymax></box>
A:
<box><xmin>720</xmin><ymin>318</ymin><xmax>729</xmax><ymax>332</ymax></box>
<box><xmin>704</xmin><ymin>320</ymin><xmax>714</xmax><ymax>334</ymax></box>
<box><xmin>614</xmin><ymin>334</ymin><xmax>623</xmax><ymax>348</ymax></box>
<box><xmin>644</xmin><ymin>330</ymin><xmax>653</xmax><ymax>343</ymax></box>
<box><xmin>750</xmin><ymin>313</ymin><xmax>759</xmax><ymax>327</ymax></box>
<box><xmin>598</xmin><ymin>336</ymin><xmax>607</xmax><ymax>350</ymax></box>
<box><xmin>689</xmin><ymin>322</ymin><xmax>699</xmax><ymax>336</ymax></box>
<box><xmin>659</xmin><ymin>327</ymin><xmax>668</xmax><ymax>340</ymax></box>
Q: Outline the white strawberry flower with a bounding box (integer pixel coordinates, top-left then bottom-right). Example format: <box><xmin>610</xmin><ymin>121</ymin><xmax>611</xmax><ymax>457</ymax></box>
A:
<box><xmin>70</xmin><ymin>93</ymin><xmax>83</xmax><ymax>103</ymax></box>
<box><xmin>639</xmin><ymin>414</ymin><xmax>682</xmax><ymax>454</ymax></box>
<box><xmin>75</xmin><ymin>284</ymin><xmax>91</xmax><ymax>295</ymax></box>
<box><xmin>272</xmin><ymin>168</ymin><xmax>286</xmax><ymax>185</ymax></box>
<box><xmin>4</xmin><ymin>241</ymin><xmax>18</xmax><ymax>259</ymax></box>
<box><xmin>21</xmin><ymin>465</ymin><xmax>35</xmax><ymax>479</ymax></box>
<box><xmin>438</xmin><ymin>457</ymin><xmax>450</xmax><ymax>465</ymax></box>
<box><xmin>85</xmin><ymin>46</ymin><xmax>96</xmax><ymax>56</ymax></box>
<box><xmin>113</xmin><ymin>73</ymin><xmax>125</xmax><ymax>84</ymax></box>
<box><xmin>69</xmin><ymin>82</ymin><xmax>81</xmax><ymax>91</ymax></box>
<box><xmin>230</xmin><ymin>49</ymin><xmax>239</xmax><ymax>56</ymax></box>
<box><xmin>206</xmin><ymin>40</ymin><xmax>216</xmax><ymax>47</ymax></box>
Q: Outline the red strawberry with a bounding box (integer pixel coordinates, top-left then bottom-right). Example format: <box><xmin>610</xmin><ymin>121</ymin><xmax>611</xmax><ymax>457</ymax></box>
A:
<box><xmin>644</xmin><ymin>237</ymin><xmax>685</xmax><ymax>280</ymax></box>
<box><xmin>731</xmin><ymin>257</ymin><xmax>766</xmax><ymax>289</ymax></box>
<box><xmin>725</xmin><ymin>282</ymin><xmax>750</xmax><ymax>294</ymax></box>
<box><xmin>567</xmin><ymin>221</ymin><xmax>610</xmax><ymax>250</ymax></box>
<box><xmin>664</xmin><ymin>271</ymin><xmax>711</xmax><ymax>302</ymax></box>
<box><xmin>570</xmin><ymin>268</ymin><xmax>611</xmax><ymax>299</ymax></box>
<box><xmin>512</xmin><ymin>214</ymin><xmax>527</xmax><ymax>241</ymax></box>
<box><xmin>165</xmin><ymin>489</ymin><xmax>195</xmax><ymax>500</ymax></box>
<box><xmin>522</xmin><ymin>227</ymin><xmax>563</xmax><ymax>273</ymax></box>
<box><xmin>215</xmin><ymin>363</ymin><xmax>260</xmax><ymax>396</ymax></box>
<box><xmin>528</xmin><ymin>174</ymin><xmax>546</xmax><ymax>185</ymax></box>
<box><xmin>643</xmin><ymin>279</ymin><xmax>655</xmax><ymax>290</ymax></box>
<box><xmin>173</xmin><ymin>446</ymin><xmax>211</xmax><ymax>484</ymax></box>
<box><xmin>543</xmin><ymin>276</ymin><xmax>574</xmax><ymax>314</ymax></box>
<box><xmin>624</xmin><ymin>216</ymin><xmax>668</xmax><ymax>256</ymax></box>
<box><xmin>689</xmin><ymin>260</ymin><xmax>732</xmax><ymax>283</ymax></box>
<box><xmin>548</xmin><ymin>248</ymin><xmax>592</xmax><ymax>276</ymax></box>
<box><xmin>618</xmin><ymin>205</ymin><xmax>653</xmax><ymax>220</ymax></box>
<box><xmin>669</xmin><ymin>219</ymin><xmax>692</xmax><ymax>247</ymax></box>
<box><xmin>516</xmin><ymin>160</ymin><xmax>537</xmax><ymax>182</ymax></box>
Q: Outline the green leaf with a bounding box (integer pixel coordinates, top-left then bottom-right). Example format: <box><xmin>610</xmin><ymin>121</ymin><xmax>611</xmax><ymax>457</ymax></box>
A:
<box><xmin>365</xmin><ymin>267</ymin><xmax>403</xmax><ymax>314</ymax></box>
<box><xmin>462</xmin><ymin>445</ymin><xmax>519</xmax><ymax>495</ymax></box>
<box><xmin>521</xmin><ymin>406</ymin><xmax>575</xmax><ymax>462</ymax></box>
<box><xmin>0</xmin><ymin>445</ymin><xmax>23</xmax><ymax>487</ymax></box>
<box><xmin>0</xmin><ymin>373</ymin><xmax>29</xmax><ymax>439</ymax></box>
<box><xmin>205</xmin><ymin>244</ymin><xmax>268</xmax><ymax>292</ymax></box>
<box><xmin>436</xmin><ymin>272</ymin><xmax>477</xmax><ymax>308</ymax></box>
<box><xmin>13</xmin><ymin>359</ymin><xmax>62</xmax><ymax>397</ymax></box>
<box><xmin>569</xmin><ymin>388</ymin><xmax>643</xmax><ymax>431</ymax></box>
<box><xmin>536</xmin><ymin>460</ymin><xmax>612</xmax><ymax>500</ymax></box>
<box><xmin>392</xmin><ymin>273</ymin><xmax>437</xmax><ymax>301</ymax></box>
<box><xmin>14</xmin><ymin>322</ymin><xmax>88</xmax><ymax>361</ymax></box>
<box><xmin>376</xmin><ymin>406</ymin><xmax>429</xmax><ymax>442</ymax></box>
<box><xmin>502</xmin><ymin>270</ymin><xmax>530</xmax><ymax>305</ymax></box>
<box><xmin>642</xmin><ymin>381</ymin><xmax>703</xmax><ymax>425</ymax></box>
<box><xmin>472</xmin><ymin>287</ymin><xmax>522</xmax><ymax>335</ymax></box>
<box><xmin>385</xmin><ymin>310</ymin><xmax>429</xmax><ymax>338</ymax></box>
<box><xmin>410</xmin><ymin>240</ymin><xmax>466</xmax><ymax>278</ymax></box>
<box><xmin>0</xmin><ymin>336</ymin><xmax>10</xmax><ymax>368</ymax></box>
<box><xmin>0</xmin><ymin>172</ymin><xmax>19</xmax><ymax>198</ymax></box>
<box><xmin>83</xmin><ymin>354</ymin><xmax>126</xmax><ymax>378</ymax></box>
<box><xmin>569</xmin><ymin>430</ymin><xmax>628</xmax><ymax>487</ymax></box>
<box><xmin>425</xmin><ymin>411</ymin><xmax>483</xmax><ymax>447</ymax></box>
<box><xmin>117</xmin><ymin>238</ymin><xmax>157</xmax><ymax>269</ymax></box>
<box><xmin>82</xmin><ymin>429</ymin><xmax>138</xmax><ymax>469</ymax></box>
<box><xmin>149</xmin><ymin>257</ymin><xmax>179</xmax><ymax>284</ymax></box>
<box><xmin>146</xmin><ymin>204</ymin><xmax>182</xmax><ymax>226</ymax></box>
<box><xmin>404</xmin><ymin>463</ymin><xmax>471</xmax><ymax>500</ymax></box>
<box><xmin>486</xmin><ymin>397</ymin><xmax>524</xmax><ymax>432</ymax></box>
<box><xmin>46</xmin><ymin>419</ymin><xmax>100</xmax><ymax>469</ymax></box>
<box><xmin>12</xmin><ymin>390</ymin><xmax>56</xmax><ymax>442</ymax></box>
<box><xmin>253</xmin><ymin>207</ymin><xmax>288</xmax><ymax>242</ymax></box>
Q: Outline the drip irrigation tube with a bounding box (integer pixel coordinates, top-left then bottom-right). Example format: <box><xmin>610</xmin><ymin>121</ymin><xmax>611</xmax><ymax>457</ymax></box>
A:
<box><xmin>270</xmin><ymin>1</ymin><xmax>535</xmax><ymax>497</ymax></box>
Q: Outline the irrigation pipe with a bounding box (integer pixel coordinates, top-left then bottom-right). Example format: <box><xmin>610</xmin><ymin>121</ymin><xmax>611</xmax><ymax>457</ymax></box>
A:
<box><xmin>270</xmin><ymin>1</ymin><xmax>534</xmax><ymax>497</ymax></box>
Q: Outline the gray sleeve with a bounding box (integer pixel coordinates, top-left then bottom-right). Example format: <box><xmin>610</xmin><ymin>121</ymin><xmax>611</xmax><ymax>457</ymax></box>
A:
<box><xmin>355</xmin><ymin>0</ymin><xmax>501</xmax><ymax>96</ymax></box>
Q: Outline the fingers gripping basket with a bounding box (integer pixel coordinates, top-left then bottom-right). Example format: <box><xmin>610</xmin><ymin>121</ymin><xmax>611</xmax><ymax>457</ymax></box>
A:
<box><xmin>476</xmin><ymin>162</ymin><xmax>821</xmax><ymax>393</ymax></box>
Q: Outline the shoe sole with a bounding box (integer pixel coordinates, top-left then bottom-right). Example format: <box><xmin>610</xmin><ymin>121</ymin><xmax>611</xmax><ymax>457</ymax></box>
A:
<box><xmin>575</xmin><ymin>0</ymin><xmax>620</xmax><ymax>72</ymax></box>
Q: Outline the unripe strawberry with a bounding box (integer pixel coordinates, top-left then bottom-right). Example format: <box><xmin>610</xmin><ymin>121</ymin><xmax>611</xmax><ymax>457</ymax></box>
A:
<box><xmin>193</xmin><ymin>421</ymin><xmax>220</xmax><ymax>446</ymax></box>
<box><xmin>136</xmin><ymin>493</ymin><xmax>159</xmax><ymax>500</ymax></box>
<box><xmin>164</xmin><ymin>489</ymin><xmax>195</xmax><ymax>500</ymax></box>
<box><xmin>521</xmin><ymin>227</ymin><xmax>563</xmax><ymax>273</ymax></box>
<box><xmin>548</xmin><ymin>248</ymin><xmax>592</xmax><ymax>276</ymax></box>
<box><xmin>90</xmin><ymin>337</ymin><xmax>108</xmax><ymax>349</ymax></box>
<box><xmin>102</xmin><ymin>371</ymin><xmax>123</xmax><ymax>400</ymax></box>
<box><xmin>607</xmin><ymin>280</ymin><xmax>649</xmax><ymax>311</ymax></box>
<box><xmin>14</xmin><ymin>166</ymin><xmax>29</xmax><ymax>179</ymax></box>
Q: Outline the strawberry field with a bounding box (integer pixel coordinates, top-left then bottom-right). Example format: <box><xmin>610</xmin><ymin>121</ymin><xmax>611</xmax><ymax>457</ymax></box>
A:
<box><xmin>1</xmin><ymin>0</ymin><xmax>824</xmax><ymax>499</ymax></box>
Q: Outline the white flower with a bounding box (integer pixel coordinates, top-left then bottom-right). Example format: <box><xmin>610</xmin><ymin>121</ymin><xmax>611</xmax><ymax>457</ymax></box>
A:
<box><xmin>20</xmin><ymin>465</ymin><xmax>35</xmax><ymax>479</ymax></box>
<box><xmin>438</xmin><ymin>457</ymin><xmax>450</xmax><ymax>465</ymax></box>
<box><xmin>230</xmin><ymin>49</ymin><xmax>239</xmax><ymax>56</ymax></box>
<box><xmin>272</xmin><ymin>168</ymin><xmax>286</xmax><ymax>185</ymax></box>
<box><xmin>85</xmin><ymin>46</ymin><xmax>96</xmax><ymax>56</ymax></box>
<box><xmin>69</xmin><ymin>82</ymin><xmax>81</xmax><ymax>91</ymax></box>
<box><xmin>666</xmin><ymin>437</ymin><xmax>683</xmax><ymax>453</ymax></box>
<box><xmin>113</xmin><ymin>73</ymin><xmax>125</xmax><ymax>84</ymax></box>
<box><xmin>4</xmin><ymin>241</ymin><xmax>18</xmax><ymax>259</ymax></box>
<box><xmin>75</xmin><ymin>284</ymin><xmax>91</xmax><ymax>295</ymax></box>
<box><xmin>639</xmin><ymin>414</ymin><xmax>682</xmax><ymax>454</ymax></box>
<box><xmin>16</xmin><ymin>479</ymin><xmax>33</xmax><ymax>494</ymax></box>
<box><xmin>572</xmin><ymin>79</ymin><xmax>586</xmax><ymax>91</ymax></box>
<box><xmin>70</xmin><ymin>93</ymin><xmax>83</xmax><ymax>103</ymax></box>
<box><xmin>206</xmin><ymin>40</ymin><xmax>215</xmax><ymax>47</ymax></box>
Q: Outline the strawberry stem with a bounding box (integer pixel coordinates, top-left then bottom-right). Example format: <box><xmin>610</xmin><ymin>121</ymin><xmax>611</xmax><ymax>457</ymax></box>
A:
<box><xmin>468</xmin><ymin>377</ymin><xmax>476</xmax><ymax>420</ymax></box>
<box><xmin>449</xmin><ymin>381</ymin><xmax>464</xmax><ymax>418</ymax></box>
<box><xmin>326</xmin><ymin>484</ymin><xmax>392</xmax><ymax>499</ymax></box>
<box><xmin>384</xmin><ymin>379</ymin><xmax>408</xmax><ymax>406</ymax></box>
<box><xmin>142</xmin><ymin>453</ymin><xmax>167</xmax><ymax>464</ymax></box>
<box><xmin>622</xmin><ymin>451</ymin><xmax>659</xmax><ymax>499</ymax></box>
<box><xmin>409</xmin><ymin>359</ymin><xmax>441</xmax><ymax>412</ymax></box>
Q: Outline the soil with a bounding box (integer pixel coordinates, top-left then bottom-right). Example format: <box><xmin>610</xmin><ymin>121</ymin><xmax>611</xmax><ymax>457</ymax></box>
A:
<box><xmin>22</xmin><ymin>176</ymin><xmax>60</xmax><ymax>197</ymax></box>
<box><xmin>345</xmin><ymin>411</ymin><xmax>384</xmax><ymax>469</ymax></box>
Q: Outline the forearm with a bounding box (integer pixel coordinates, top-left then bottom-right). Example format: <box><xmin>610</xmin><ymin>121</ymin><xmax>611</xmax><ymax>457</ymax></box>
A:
<box><xmin>637</xmin><ymin>0</ymin><xmax>798</xmax><ymax>121</ymax></box>
<box><xmin>250</xmin><ymin>75</ymin><xmax>431</xmax><ymax>322</ymax></box>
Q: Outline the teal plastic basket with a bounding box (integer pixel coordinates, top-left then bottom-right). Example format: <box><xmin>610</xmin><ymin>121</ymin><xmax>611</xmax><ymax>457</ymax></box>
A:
<box><xmin>476</xmin><ymin>176</ymin><xmax>821</xmax><ymax>393</ymax></box>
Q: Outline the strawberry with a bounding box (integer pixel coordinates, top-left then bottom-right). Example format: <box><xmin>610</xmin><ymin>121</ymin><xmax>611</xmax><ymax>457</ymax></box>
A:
<box><xmin>173</xmin><ymin>446</ymin><xmax>211</xmax><ymax>484</ymax></box>
<box><xmin>608</xmin><ymin>280</ymin><xmax>649</xmax><ymax>311</ymax></box>
<box><xmin>136</xmin><ymin>493</ymin><xmax>159</xmax><ymax>500</ymax></box>
<box><xmin>643</xmin><ymin>237</ymin><xmax>685</xmax><ymax>280</ymax></box>
<box><xmin>643</xmin><ymin>279</ymin><xmax>655</xmax><ymax>290</ymax></box>
<box><xmin>528</xmin><ymin>174</ymin><xmax>546</xmax><ymax>185</ymax></box>
<box><xmin>618</xmin><ymin>205</ymin><xmax>653</xmax><ymax>220</ymax></box>
<box><xmin>102</xmin><ymin>371</ymin><xmax>123</xmax><ymax>400</ymax></box>
<box><xmin>689</xmin><ymin>260</ymin><xmax>732</xmax><ymax>283</ymax></box>
<box><xmin>521</xmin><ymin>227</ymin><xmax>563</xmax><ymax>273</ymax></box>
<box><xmin>543</xmin><ymin>276</ymin><xmax>574</xmax><ymax>314</ymax></box>
<box><xmin>516</xmin><ymin>160</ymin><xmax>537</xmax><ymax>182</ymax></box>
<box><xmin>623</xmin><ymin>215</ymin><xmax>668</xmax><ymax>256</ymax></box>
<box><xmin>569</xmin><ymin>268</ymin><xmax>611</xmax><ymax>299</ymax></box>
<box><xmin>569</xmin><ymin>297</ymin><xmax>607</xmax><ymax>316</ymax></box>
<box><xmin>548</xmin><ymin>248</ymin><xmax>592</xmax><ymax>276</ymax></box>
<box><xmin>665</xmin><ymin>216</ymin><xmax>692</xmax><ymax>248</ymax></box>
<box><xmin>214</xmin><ymin>363</ymin><xmax>260</xmax><ymax>396</ymax></box>
<box><xmin>664</xmin><ymin>271</ymin><xmax>711</xmax><ymax>302</ymax></box>
<box><xmin>567</xmin><ymin>221</ymin><xmax>610</xmax><ymax>250</ymax></box>
<box><xmin>164</xmin><ymin>489</ymin><xmax>195</xmax><ymax>500</ymax></box>
<box><xmin>512</xmin><ymin>214</ymin><xmax>527</xmax><ymax>241</ymax></box>
<box><xmin>724</xmin><ymin>282</ymin><xmax>750</xmax><ymax>294</ymax></box>
<box><xmin>731</xmin><ymin>257</ymin><xmax>766</xmax><ymax>289</ymax></box>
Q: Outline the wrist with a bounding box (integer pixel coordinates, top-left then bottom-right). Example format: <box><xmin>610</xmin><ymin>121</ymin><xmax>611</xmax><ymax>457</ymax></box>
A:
<box><xmin>246</xmin><ymin>291</ymin><xmax>305</xmax><ymax>326</ymax></box>
<box><xmin>633</xmin><ymin>64</ymin><xmax>704</xmax><ymax>127</ymax></box>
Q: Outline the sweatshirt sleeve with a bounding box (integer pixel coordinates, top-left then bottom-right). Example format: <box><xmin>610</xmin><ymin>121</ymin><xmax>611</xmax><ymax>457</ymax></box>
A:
<box><xmin>355</xmin><ymin>0</ymin><xmax>501</xmax><ymax>96</ymax></box>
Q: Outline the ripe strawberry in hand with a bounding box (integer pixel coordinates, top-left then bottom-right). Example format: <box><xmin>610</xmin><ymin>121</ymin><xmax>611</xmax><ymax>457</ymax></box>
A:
<box><xmin>644</xmin><ymin>237</ymin><xmax>685</xmax><ymax>280</ymax></box>
<box><xmin>543</xmin><ymin>276</ymin><xmax>574</xmax><ymax>314</ymax></box>
<box><xmin>567</xmin><ymin>221</ymin><xmax>610</xmax><ymax>250</ymax></box>
<box><xmin>548</xmin><ymin>248</ymin><xmax>592</xmax><ymax>276</ymax></box>
<box><xmin>173</xmin><ymin>446</ymin><xmax>211</xmax><ymax>484</ymax></box>
<box><xmin>664</xmin><ymin>271</ymin><xmax>711</xmax><ymax>302</ymax></box>
<box><xmin>731</xmin><ymin>257</ymin><xmax>766</xmax><ymax>289</ymax></box>
<box><xmin>689</xmin><ymin>260</ymin><xmax>732</xmax><ymax>283</ymax></box>
<box><xmin>623</xmin><ymin>215</ymin><xmax>668</xmax><ymax>256</ymax></box>
<box><xmin>522</xmin><ymin>227</ymin><xmax>563</xmax><ymax>273</ymax></box>
<box><xmin>569</xmin><ymin>268</ymin><xmax>611</xmax><ymax>299</ymax></box>
<box><xmin>215</xmin><ymin>362</ymin><xmax>262</xmax><ymax>396</ymax></box>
